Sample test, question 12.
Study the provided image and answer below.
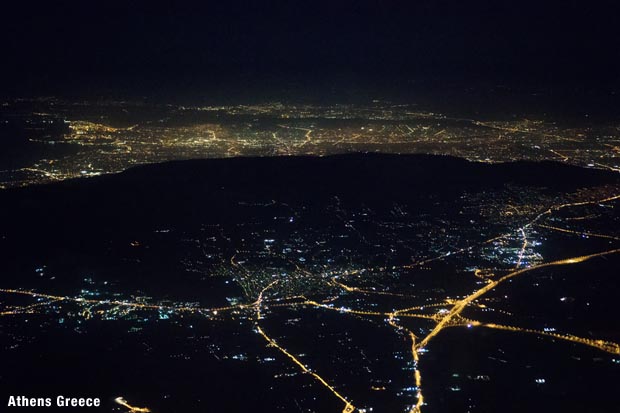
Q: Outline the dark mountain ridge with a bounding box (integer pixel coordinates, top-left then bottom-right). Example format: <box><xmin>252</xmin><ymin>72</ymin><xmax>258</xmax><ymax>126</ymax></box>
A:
<box><xmin>1</xmin><ymin>153</ymin><xmax>618</xmax><ymax>243</ymax></box>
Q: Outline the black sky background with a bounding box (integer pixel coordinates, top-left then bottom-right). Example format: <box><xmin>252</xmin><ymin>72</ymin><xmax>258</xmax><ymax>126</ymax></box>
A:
<box><xmin>2</xmin><ymin>0</ymin><xmax>620</xmax><ymax>109</ymax></box>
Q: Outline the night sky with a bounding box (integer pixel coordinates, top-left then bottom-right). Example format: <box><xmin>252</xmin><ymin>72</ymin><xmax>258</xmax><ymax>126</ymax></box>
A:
<box><xmin>2</xmin><ymin>0</ymin><xmax>620</xmax><ymax>103</ymax></box>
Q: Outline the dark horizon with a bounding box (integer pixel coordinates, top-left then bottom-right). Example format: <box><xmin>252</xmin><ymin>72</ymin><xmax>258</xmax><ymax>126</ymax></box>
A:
<box><xmin>2</xmin><ymin>0</ymin><xmax>620</xmax><ymax>104</ymax></box>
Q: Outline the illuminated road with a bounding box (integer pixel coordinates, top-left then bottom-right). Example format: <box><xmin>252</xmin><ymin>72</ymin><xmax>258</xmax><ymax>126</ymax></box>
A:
<box><xmin>2</xmin><ymin>247</ymin><xmax>619</xmax><ymax>412</ymax></box>
<box><xmin>535</xmin><ymin>223</ymin><xmax>620</xmax><ymax>241</ymax></box>
<box><xmin>253</xmin><ymin>280</ymin><xmax>356</xmax><ymax>413</ymax></box>
<box><xmin>2</xmin><ymin>191</ymin><xmax>620</xmax><ymax>413</ymax></box>
<box><xmin>113</xmin><ymin>397</ymin><xmax>151</xmax><ymax>412</ymax></box>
